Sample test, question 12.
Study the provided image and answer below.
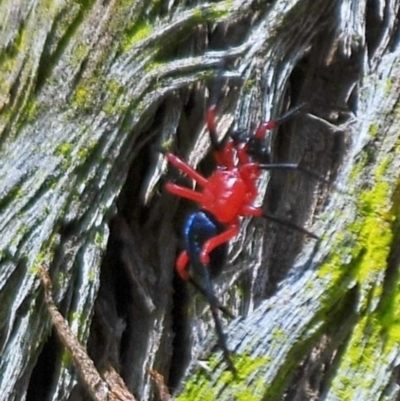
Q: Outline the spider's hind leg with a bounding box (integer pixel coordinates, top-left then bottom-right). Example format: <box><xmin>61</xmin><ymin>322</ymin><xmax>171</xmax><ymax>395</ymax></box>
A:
<box><xmin>183</xmin><ymin>211</ymin><xmax>236</xmax><ymax>373</ymax></box>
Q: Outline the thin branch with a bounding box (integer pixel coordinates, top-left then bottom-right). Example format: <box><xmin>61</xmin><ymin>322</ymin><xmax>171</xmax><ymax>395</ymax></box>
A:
<box><xmin>39</xmin><ymin>267</ymin><xmax>137</xmax><ymax>401</ymax></box>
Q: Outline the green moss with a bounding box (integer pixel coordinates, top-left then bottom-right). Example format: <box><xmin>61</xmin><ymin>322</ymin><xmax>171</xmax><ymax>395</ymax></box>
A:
<box><xmin>375</xmin><ymin>156</ymin><xmax>391</xmax><ymax>178</ymax></box>
<box><xmin>189</xmin><ymin>2</ymin><xmax>232</xmax><ymax>24</ymax></box>
<box><xmin>305</xmin><ymin>279</ymin><xmax>314</xmax><ymax>291</ymax></box>
<box><xmin>0</xmin><ymin>22</ymin><xmax>28</xmax><ymax>73</ymax></box>
<box><xmin>30</xmin><ymin>235</ymin><xmax>59</xmax><ymax>275</ymax></box>
<box><xmin>377</xmin><ymin>178</ymin><xmax>400</xmax><ymax>346</ymax></box>
<box><xmin>243</xmin><ymin>78</ymin><xmax>255</xmax><ymax>92</ymax></box>
<box><xmin>87</xmin><ymin>268</ymin><xmax>97</xmax><ymax>282</ymax></box>
<box><xmin>16</xmin><ymin>224</ymin><xmax>29</xmax><ymax>238</ymax></box>
<box><xmin>354</xmin><ymin>182</ymin><xmax>392</xmax><ymax>294</ymax></box>
<box><xmin>384</xmin><ymin>77</ymin><xmax>393</xmax><ymax>94</ymax></box>
<box><xmin>176</xmin><ymin>353</ymin><xmax>270</xmax><ymax>400</ymax></box>
<box><xmin>94</xmin><ymin>231</ymin><xmax>104</xmax><ymax>247</ymax></box>
<box><xmin>0</xmin><ymin>184</ymin><xmax>25</xmax><ymax>211</ymax></box>
<box><xmin>316</xmin><ymin>252</ymin><xmax>346</xmax><ymax>284</ymax></box>
<box><xmin>207</xmin><ymin>2</ymin><xmax>232</xmax><ymax>20</ymax></box>
<box><xmin>71</xmin><ymin>84</ymin><xmax>94</xmax><ymax>110</ymax></box>
<box><xmin>272</xmin><ymin>327</ymin><xmax>285</xmax><ymax>341</ymax></box>
<box><xmin>56</xmin><ymin>269</ymin><xmax>68</xmax><ymax>289</ymax></box>
<box><xmin>75</xmin><ymin>0</ymin><xmax>96</xmax><ymax>7</ymax></box>
<box><xmin>319</xmin><ymin>155</ymin><xmax>393</xmax><ymax>294</ymax></box>
<box><xmin>348</xmin><ymin>152</ymin><xmax>368</xmax><ymax>183</ymax></box>
<box><xmin>323</xmin><ymin>160</ymin><xmax>400</xmax><ymax>396</ymax></box>
<box><xmin>144</xmin><ymin>60</ymin><xmax>164</xmax><ymax>73</ymax></box>
<box><xmin>330</xmin><ymin>312</ymin><xmax>392</xmax><ymax>398</ymax></box>
<box><xmin>102</xmin><ymin>79</ymin><xmax>124</xmax><ymax>115</ymax></box>
<box><xmin>123</xmin><ymin>21</ymin><xmax>153</xmax><ymax>51</ymax></box>
<box><xmin>61</xmin><ymin>348</ymin><xmax>72</xmax><ymax>368</ymax></box>
<box><xmin>72</xmin><ymin>73</ymin><xmax>125</xmax><ymax>115</ymax></box>
<box><xmin>368</xmin><ymin>122</ymin><xmax>379</xmax><ymax>137</ymax></box>
<box><xmin>25</xmin><ymin>100</ymin><xmax>38</xmax><ymax>122</ymax></box>
<box><xmin>55</xmin><ymin>142</ymin><xmax>73</xmax><ymax>157</ymax></box>
<box><xmin>30</xmin><ymin>250</ymin><xmax>48</xmax><ymax>275</ymax></box>
<box><xmin>77</xmin><ymin>140</ymin><xmax>97</xmax><ymax>161</ymax></box>
<box><xmin>331</xmin><ymin>375</ymin><xmax>355</xmax><ymax>401</ymax></box>
<box><xmin>191</xmin><ymin>8</ymin><xmax>204</xmax><ymax>22</ymax></box>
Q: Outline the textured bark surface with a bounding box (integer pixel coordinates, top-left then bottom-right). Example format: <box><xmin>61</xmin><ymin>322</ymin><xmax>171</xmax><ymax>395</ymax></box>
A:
<box><xmin>1</xmin><ymin>0</ymin><xmax>400</xmax><ymax>400</ymax></box>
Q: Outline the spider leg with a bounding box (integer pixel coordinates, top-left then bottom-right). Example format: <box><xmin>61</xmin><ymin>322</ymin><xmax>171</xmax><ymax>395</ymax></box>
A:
<box><xmin>206</xmin><ymin>66</ymin><xmax>238</xmax><ymax>169</ymax></box>
<box><xmin>206</xmin><ymin>105</ymin><xmax>235</xmax><ymax>169</ymax></box>
<box><xmin>206</xmin><ymin>281</ymin><xmax>237</xmax><ymax>375</ymax></box>
<box><xmin>259</xmin><ymin>163</ymin><xmax>331</xmax><ymax>185</ymax></box>
<box><xmin>165</xmin><ymin>182</ymin><xmax>203</xmax><ymax>203</ymax></box>
<box><xmin>176</xmin><ymin>250</ymin><xmax>190</xmax><ymax>280</ymax></box>
<box><xmin>207</xmin><ymin>65</ymin><xmax>226</xmax><ymax>152</ymax></box>
<box><xmin>273</xmin><ymin>103</ymin><xmax>308</xmax><ymax>125</ymax></box>
<box><xmin>176</xmin><ymin>220</ymin><xmax>233</xmax><ymax>317</ymax></box>
<box><xmin>165</xmin><ymin>152</ymin><xmax>208</xmax><ymax>187</ymax></box>
<box><xmin>262</xmin><ymin>212</ymin><xmax>320</xmax><ymax>239</ymax></box>
<box><xmin>240</xmin><ymin>205</ymin><xmax>264</xmax><ymax>217</ymax></box>
<box><xmin>193</xmin><ymin>261</ymin><xmax>236</xmax><ymax>374</ymax></box>
<box><xmin>240</xmin><ymin>205</ymin><xmax>319</xmax><ymax>239</ymax></box>
<box><xmin>200</xmin><ymin>223</ymin><xmax>239</xmax><ymax>266</ymax></box>
<box><xmin>254</xmin><ymin>103</ymin><xmax>308</xmax><ymax>139</ymax></box>
<box><xmin>206</xmin><ymin>105</ymin><xmax>220</xmax><ymax>150</ymax></box>
<box><xmin>184</xmin><ymin>211</ymin><xmax>236</xmax><ymax>373</ymax></box>
<box><xmin>188</xmin><ymin>277</ymin><xmax>235</xmax><ymax>319</ymax></box>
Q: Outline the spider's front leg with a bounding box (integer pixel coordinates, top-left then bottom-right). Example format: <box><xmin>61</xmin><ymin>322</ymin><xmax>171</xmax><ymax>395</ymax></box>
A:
<box><xmin>163</xmin><ymin>151</ymin><xmax>207</xmax><ymax>203</ymax></box>
<box><xmin>164</xmin><ymin>152</ymin><xmax>207</xmax><ymax>187</ymax></box>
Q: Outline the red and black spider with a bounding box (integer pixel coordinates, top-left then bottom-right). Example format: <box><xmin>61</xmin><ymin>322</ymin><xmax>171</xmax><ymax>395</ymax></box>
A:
<box><xmin>162</xmin><ymin>76</ymin><xmax>325</xmax><ymax>373</ymax></box>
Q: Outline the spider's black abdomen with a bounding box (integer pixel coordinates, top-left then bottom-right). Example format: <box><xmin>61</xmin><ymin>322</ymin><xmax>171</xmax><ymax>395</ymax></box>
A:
<box><xmin>183</xmin><ymin>210</ymin><xmax>228</xmax><ymax>279</ymax></box>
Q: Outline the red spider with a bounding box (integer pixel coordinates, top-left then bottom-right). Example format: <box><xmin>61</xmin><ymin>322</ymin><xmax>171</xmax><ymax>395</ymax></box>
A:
<box><xmin>163</xmin><ymin>83</ymin><xmax>322</xmax><ymax>373</ymax></box>
<box><xmin>164</xmin><ymin>102</ymin><xmax>318</xmax><ymax>280</ymax></box>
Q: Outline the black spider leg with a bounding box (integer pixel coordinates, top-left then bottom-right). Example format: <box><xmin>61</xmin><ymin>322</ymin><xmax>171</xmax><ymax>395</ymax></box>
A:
<box><xmin>207</xmin><ymin>65</ymin><xmax>230</xmax><ymax>153</ymax></box>
<box><xmin>188</xmin><ymin>277</ymin><xmax>235</xmax><ymax>319</ymax></box>
<box><xmin>259</xmin><ymin>163</ymin><xmax>331</xmax><ymax>186</ymax></box>
<box><xmin>184</xmin><ymin>211</ymin><xmax>236</xmax><ymax>374</ymax></box>
<box><xmin>197</xmin><ymin>260</ymin><xmax>237</xmax><ymax>375</ymax></box>
<box><xmin>262</xmin><ymin>212</ymin><xmax>319</xmax><ymax>239</ymax></box>
<box><xmin>273</xmin><ymin>102</ymin><xmax>308</xmax><ymax>125</ymax></box>
<box><xmin>258</xmin><ymin>163</ymin><xmax>333</xmax><ymax>239</ymax></box>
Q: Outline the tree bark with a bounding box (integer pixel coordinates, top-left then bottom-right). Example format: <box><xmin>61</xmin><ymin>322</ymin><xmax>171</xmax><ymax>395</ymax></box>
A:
<box><xmin>1</xmin><ymin>0</ymin><xmax>400</xmax><ymax>400</ymax></box>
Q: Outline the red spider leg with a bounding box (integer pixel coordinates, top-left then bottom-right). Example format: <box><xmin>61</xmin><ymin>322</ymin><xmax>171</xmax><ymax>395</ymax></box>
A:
<box><xmin>200</xmin><ymin>223</ymin><xmax>239</xmax><ymax>265</ymax></box>
<box><xmin>176</xmin><ymin>251</ymin><xmax>190</xmax><ymax>280</ymax></box>
<box><xmin>165</xmin><ymin>183</ymin><xmax>202</xmax><ymax>204</ymax></box>
<box><xmin>165</xmin><ymin>152</ymin><xmax>208</xmax><ymax>187</ymax></box>
<box><xmin>254</xmin><ymin>103</ymin><xmax>307</xmax><ymax>139</ymax></box>
<box><xmin>235</xmin><ymin>142</ymin><xmax>251</xmax><ymax>165</ymax></box>
<box><xmin>164</xmin><ymin>152</ymin><xmax>208</xmax><ymax>203</ymax></box>
<box><xmin>239</xmin><ymin>204</ymin><xmax>264</xmax><ymax>217</ymax></box>
<box><xmin>174</xmin><ymin>217</ymin><xmax>235</xmax><ymax>316</ymax></box>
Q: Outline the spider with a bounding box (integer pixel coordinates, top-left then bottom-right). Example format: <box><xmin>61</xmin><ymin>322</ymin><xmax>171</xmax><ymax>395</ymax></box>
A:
<box><xmin>163</xmin><ymin>79</ymin><xmax>325</xmax><ymax>373</ymax></box>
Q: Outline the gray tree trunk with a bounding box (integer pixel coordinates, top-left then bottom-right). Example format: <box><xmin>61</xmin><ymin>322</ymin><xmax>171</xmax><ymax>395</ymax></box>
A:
<box><xmin>1</xmin><ymin>0</ymin><xmax>400</xmax><ymax>400</ymax></box>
